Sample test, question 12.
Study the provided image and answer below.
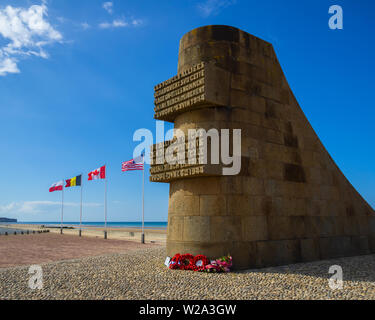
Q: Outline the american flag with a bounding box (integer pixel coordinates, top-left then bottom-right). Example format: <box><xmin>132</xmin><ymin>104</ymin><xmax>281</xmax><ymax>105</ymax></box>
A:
<box><xmin>122</xmin><ymin>154</ymin><xmax>144</xmax><ymax>172</ymax></box>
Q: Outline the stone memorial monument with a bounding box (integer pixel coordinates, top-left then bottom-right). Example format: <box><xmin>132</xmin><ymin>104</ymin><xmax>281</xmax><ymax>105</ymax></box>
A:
<box><xmin>150</xmin><ymin>25</ymin><xmax>375</xmax><ymax>269</ymax></box>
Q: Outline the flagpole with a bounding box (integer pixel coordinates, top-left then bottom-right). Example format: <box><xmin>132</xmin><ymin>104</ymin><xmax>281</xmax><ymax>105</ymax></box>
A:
<box><xmin>61</xmin><ymin>182</ymin><xmax>64</xmax><ymax>235</ymax></box>
<box><xmin>79</xmin><ymin>174</ymin><xmax>83</xmax><ymax>237</ymax></box>
<box><xmin>141</xmin><ymin>155</ymin><xmax>145</xmax><ymax>244</ymax></box>
<box><xmin>104</xmin><ymin>166</ymin><xmax>108</xmax><ymax>240</ymax></box>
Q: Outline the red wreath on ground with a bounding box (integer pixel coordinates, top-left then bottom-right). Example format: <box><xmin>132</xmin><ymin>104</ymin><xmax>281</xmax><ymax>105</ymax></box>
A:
<box><xmin>168</xmin><ymin>253</ymin><xmax>231</xmax><ymax>272</ymax></box>
<box><xmin>169</xmin><ymin>253</ymin><xmax>210</xmax><ymax>272</ymax></box>
<box><xmin>191</xmin><ymin>255</ymin><xmax>210</xmax><ymax>271</ymax></box>
<box><xmin>179</xmin><ymin>254</ymin><xmax>195</xmax><ymax>270</ymax></box>
<box><xmin>169</xmin><ymin>253</ymin><xmax>181</xmax><ymax>270</ymax></box>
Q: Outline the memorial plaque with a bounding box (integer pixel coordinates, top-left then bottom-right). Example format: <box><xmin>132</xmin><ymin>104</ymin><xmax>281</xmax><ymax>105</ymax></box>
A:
<box><xmin>150</xmin><ymin>135</ymin><xmax>223</xmax><ymax>182</ymax></box>
<box><xmin>154</xmin><ymin>62</ymin><xmax>231</xmax><ymax>122</ymax></box>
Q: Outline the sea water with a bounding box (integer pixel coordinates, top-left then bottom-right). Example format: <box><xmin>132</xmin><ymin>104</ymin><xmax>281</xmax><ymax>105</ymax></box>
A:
<box><xmin>13</xmin><ymin>221</ymin><xmax>168</xmax><ymax>230</ymax></box>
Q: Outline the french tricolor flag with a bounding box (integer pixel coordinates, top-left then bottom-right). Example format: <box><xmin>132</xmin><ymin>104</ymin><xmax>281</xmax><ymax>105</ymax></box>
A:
<box><xmin>88</xmin><ymin>165</ymin><xmax>106</xmax><ymax>181</ymax></box>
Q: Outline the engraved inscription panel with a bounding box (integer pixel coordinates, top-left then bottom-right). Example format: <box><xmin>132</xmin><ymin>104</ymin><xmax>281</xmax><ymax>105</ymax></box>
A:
<box><xmin>153</xmin><ymin>62</ymin><xmax>230</xmax><ymax>121</ymax></box>
<box><xmin>149</xmin><ymin>137</ymin><xmax>222</xmax><ymax>182</ymax></box>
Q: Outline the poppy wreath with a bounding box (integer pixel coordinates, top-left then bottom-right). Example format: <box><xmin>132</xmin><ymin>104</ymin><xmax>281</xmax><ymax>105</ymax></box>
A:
<box><xmin>179</xmin><ymin>254</ymin><xmax>195</xmax><ymax>270</ymax></box>
<box><xmin>169</xmin><ymin>253</ymin><xmax>181</xmax><ymax>270</ymax></box>
<box><xmin>168</xmin><ymin>253</ymin><xmax>232</xmax><ymax>272</ymax></box>
<box><xmin>168</xmin><ymin>253</ymin><xmax>211</xmax><ymax>272</ymax></box>
<box><xmin>191</xmin><ymin>255</ymin><xmax>210</xmax><ymax>272</ymax></box>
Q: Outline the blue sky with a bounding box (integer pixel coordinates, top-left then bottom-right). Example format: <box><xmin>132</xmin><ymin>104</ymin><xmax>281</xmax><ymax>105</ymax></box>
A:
<box><xmin>0</xmin><ymin>0</ymin><xmax>374</xmax><ymax>222</ymax></box>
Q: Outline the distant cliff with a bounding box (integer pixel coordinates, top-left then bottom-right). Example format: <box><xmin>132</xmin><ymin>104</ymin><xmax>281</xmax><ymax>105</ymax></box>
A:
<box><xmin>0</xmin><ymin>217</ymin><xmax>17</xmax><ymax>223</ymax></box>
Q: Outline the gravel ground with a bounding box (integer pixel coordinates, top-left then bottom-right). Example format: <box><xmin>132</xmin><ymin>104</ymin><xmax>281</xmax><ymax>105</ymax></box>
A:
<box><xmin>0</xmin><ymin>247</ymin><xmax>374</xmax><ymax>300</ymax></box>
<box><xmin>0</xmin><ymin>233</ymin><xmax>154</xmax><ymax>268</ymax></box>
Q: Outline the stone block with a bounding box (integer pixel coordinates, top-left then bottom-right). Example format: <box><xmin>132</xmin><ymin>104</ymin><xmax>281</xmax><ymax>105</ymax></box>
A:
<box><xmin>300</xmin><ymin>238</ymin><xmax>320</xmax><ymax>262</ymax></box>
<box><xmin>220</xmin><ymin>176</ymin><xmax>243</xmax><ymax>194</ymax></box>
<box><xmin>242</xmin><ymin>216</ymin><xmax>268</xmax><ymax>241</ymax></box>
<box><xmin>369</xmin><ymin>216</ymin><xmax>375</xmax><ymax>233</ymax></box>
<box><xmin>169</xmin><ymin>194</ymin><xmax>200</xmax><ymax>216</ymax></box>
<box><xmin>263</xmin><ymin>160</ymin><xmax>284</xmax><ymax>180</ymax></box>
<box><xmin>210</xmin><ymin>216</ymin><xmax>242</xmax><ymax>242</ymax></box>
<box><xmin>267</xmin><ymin>216</ymin><xmax>294</xmax><ymax>240</ymax></box>
<box><xmin>319</xmin><ymin>217</ymin><xmax>336</xmax><ymax>237</ymax></box>
<box><xmin>256</xmin><ymin>240</ymin><xmax>301</xmax><ymax>268</ymax></box>
<box><xmin>266</xmin><ymin>129</ymin><xmax>284</xmax><ymax>145</ymax></box>
<box><xmin>199</xmin><ymin>195</ymin><xmax>227</xmax><ymax>216</ymax></box>
<box><xmin>304</xmin><ymin>217</ymin><xmax>320</xmax><ymax>238</ymax></box>
<box><xmin>183</xmin><ymin>216</ymin><xmax>210</xmax><ymax>242</ymax></box>
<box><xmin>358</xmin><ymin>216</ymin><xmax>370</xmax><ymax>236</ymax></box>
<box><xmin>292</xmin><ymin>216</ymin><xmax>306</xmax><ymax>238</ymax></box>
<box><xmin>261</xmin><ymin>117</ymin><xmax>283</xmax><ymax>131</ymax></box>
<box><xmin>230</xmin><ymin>241</ymin><xmax>258</xmax><ymax>269</ymax></box>
<box><xmin>350</xmin><ymin>236</ymin><xmax>370</xmax><ymax>255</ymax></box>
<box><xmin>242</xmin><ymin>177</ymin><xmax>265</xmax><ymax>195</ymax></box>
<box><xmin>369</xmin><ymin>236</ymin><xmax>375</xmax><ymax>253</ymax></box>
<box><xmin>230</xmin><ymin>108</ymin><xmax>262</xmax><ymax>126</ymax></box>
<box><xmin>284</xmin><ymin>163</ymin><xmax>306</xmax><ymax>183</ymax></box>
<box><xmin>319</xmin><ymin>237</ymin><xmax>351</xmax><ymax>259</ymax></box>
<box><xmin>343</xmin><ymin>216</ymin><xmax>360</xmax><ymax>236</ymax></box>
<box><xmin>227</xmin><ymin>195</ymin><xmax>252</xmax><ymax>216</ymax></box>
<box><xmin>167</xmin><ymin>216</ymin><xmax>184</xmax><ymax>241</ymax></box>
<box><xmin>264</xmin><ymin>179</ymin><xmax>283</xmax><ymax>197</ymax></box>
<box><xmin>183</xmin><ymin>177</ymin><xmax>221</xmax><ymax>195</ymax></box>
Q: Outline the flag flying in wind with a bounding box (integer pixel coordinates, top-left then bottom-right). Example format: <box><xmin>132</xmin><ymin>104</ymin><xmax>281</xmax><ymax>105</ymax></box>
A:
<box><xmin>88</xmin><ymin>166</ymin><xmax>106</xmax><ymax>180</ymax></box>
<box><xmin>49</xmin><ymin>181</ymin><xmax>64</xmax><ymax>192</ymax></box>
<box><xmin>122</xmin><ymin>154</ymin><xmax>144</xmax><ymax>172</ymax></box>
<box><xmin>66</xmin><ymin>175</ymin><xmax>82</xmax><ymax>187</ymax></box>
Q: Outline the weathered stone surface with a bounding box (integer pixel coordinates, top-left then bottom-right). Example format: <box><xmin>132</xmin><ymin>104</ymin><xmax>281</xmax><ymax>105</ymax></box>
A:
<box><xmin>150</xmin><ymin>25</ymin><xmax>375</xmax><ymax>269</ymax></box>
<box><xmin>154</xmin><ymin>62</ymin><xmax>231</xmax><ymax>122</ymax></box>
<box><xmin>300</xmin><ymin>238</ymin><xmax>320</xmax><ymax>262</ymax></box>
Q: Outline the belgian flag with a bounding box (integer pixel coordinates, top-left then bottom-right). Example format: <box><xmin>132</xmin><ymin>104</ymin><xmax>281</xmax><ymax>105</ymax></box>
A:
<box><xmin>65</xmin><ymin>175</ymin><xmax>82</xmax><ymax>188</ymax></box>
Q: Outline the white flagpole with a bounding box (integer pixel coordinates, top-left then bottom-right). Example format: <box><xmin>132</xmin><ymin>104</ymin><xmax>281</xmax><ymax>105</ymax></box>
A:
<box><xmin>79</xmin><ymin>175</ymin><xmax>83</xmax><ymax>237</ymax></box>
<box><xmin>141</xmin><ymin>154</ymin><xmax>145</xmax><ymax>244</ymax></box>
<box><xmin>104</xmin><ymin>166</ymin><xmax>108</xmax><ymax>240</ymax></box>
<box><xmin>61</xmin><ymin>182</ymin><xmax>64</xmax><ymax>235</ymax></box>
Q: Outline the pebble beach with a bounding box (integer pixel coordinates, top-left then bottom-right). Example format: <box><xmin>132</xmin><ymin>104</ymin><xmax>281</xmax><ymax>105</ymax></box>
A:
<box><xmin>1</xmin><ymin>246</ymin><xmax>374</xmax><ymax>300</ymax></box>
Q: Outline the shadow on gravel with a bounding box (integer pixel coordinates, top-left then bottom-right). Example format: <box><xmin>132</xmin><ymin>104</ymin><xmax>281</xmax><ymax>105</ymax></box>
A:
<box><xmin>236</xmin><ymin>254</ymin><xmax>375</xmax><ymax>283</ymax></box>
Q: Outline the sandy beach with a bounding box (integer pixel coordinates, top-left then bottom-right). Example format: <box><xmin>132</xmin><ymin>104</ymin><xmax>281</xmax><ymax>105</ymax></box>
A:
<box><xmin>3</xmin><ymin>224</ymin><xmax>166</xmax><ymax>244</ymax></box>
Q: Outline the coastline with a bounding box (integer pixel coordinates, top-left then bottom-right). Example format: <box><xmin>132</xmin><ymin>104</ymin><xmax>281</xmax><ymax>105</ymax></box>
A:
<box><xmin>3</xmin><ymin>223</ymin><xmax>166</xmax><ymax>244</ymax></box>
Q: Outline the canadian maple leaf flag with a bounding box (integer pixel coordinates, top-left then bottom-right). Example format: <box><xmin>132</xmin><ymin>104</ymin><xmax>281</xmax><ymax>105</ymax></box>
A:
<box><xmin>88</xmin><ymin>165</ymin><xmax>106</xmax><ymax>181</ymax></box>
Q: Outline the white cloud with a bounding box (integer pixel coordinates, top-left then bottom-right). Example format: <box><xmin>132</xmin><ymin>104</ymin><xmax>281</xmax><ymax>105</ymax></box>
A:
<box><xmin>99</xmin><ymin>22</ymin><xmax>111</xmax><ymax>29</ymax></box>
<box><xmin>0</xmin><ymin>2</ymin><xmax>62</xmax><ymax>76</ymax></box>
<box><xmin>0</xmin><ymin>202</ymin><xmax>18</xmax><ymax>212</ymax></box>
<box><xmin>0</xmin><ymin>56</ymin><xmax>20</xmax><ymax>76</ymax></box>
<box><xmin>113</xmin><ymin>19</ymin><xmax>127</xmax><ymax>27</ymax></box>
<box><xmin>99</xmin><ymin>18</ymin><xmax>142</xmax><ymax>29</ymax></box>
<box><xmin>0</xmin><ymin>201</ymin><xmax>102</xmax><ymax>214</ymax></box>
<box><xmin>56</xmin><ymin>16</ymin><xmax>66</xmax><ymax>23</ymax></box>
<box><xmin>103</xmin><ymin>2</ymin><xmax>113</xmax><ymax>14</ymax></box>
<box><xmin>197</xmin><ymin>0</ymin><xmax>236</xmax><ymax>17</ymax></box>
<box><xmin>99</xmin><ymin>2</ymin><xmax>143</xmax><ymax>30</ymax></box>
<box><xmin>131</xmin><ymin>19</ymin><xmax>143</xmax><ymax>27</ymax></box>
<box><xmin>81</xmin><ymin>22</ymin><xmax>90</xmax><ymax>30</ymax></box>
